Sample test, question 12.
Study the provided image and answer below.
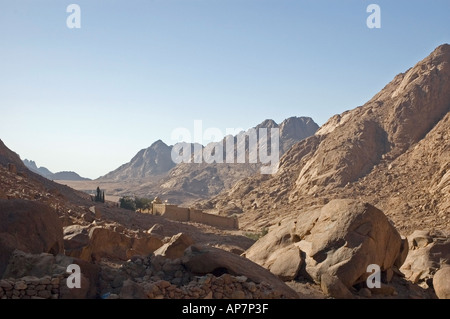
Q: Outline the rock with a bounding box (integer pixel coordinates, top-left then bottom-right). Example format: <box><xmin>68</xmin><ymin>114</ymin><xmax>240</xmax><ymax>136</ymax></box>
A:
<box><xmin>0</xmin><ymin>199</ymin><xmax>64</xmax><ymax>276</ymax></box>
<box><xmin>231</xmin><ymin>290</ymin><xmax>246</xmax><ymax>299</ymax></box>
<box><xmin>245</xmin><ymin>199</ymin><xmax>405</xmax><ymax>298</ymax></box>
<box><xmin>433</xmin><ymin>267</ymin><xmax>450</xmax><ymax>299</ymax></box>
<box><xmin>63</xmin><ymin>225</ymin><xmax>90</xmax><ymax>255</ymax></box>
<box><xmin>266</xmin><ymin>245</ymin><xmax>303</xmax><ymax>281</ymax></box>
<box><xmin>401</xmin><ymin>234</ymin><xmax>450</xmax><ymax>284</ymax></box>
<box><xmin>358</xmin><ymin>288</ymin><xmax>372</xmax><ymax>298</ymax></box>
<box><xmin>89</xmin><ymin>206</ymin><xmax>102</xmax><ymax>219</ymax></box>
<box><xmin>8</xmin><ymin>163</ymin><xmax>17</xmax><ymax>174</ymax></box>
<box><xmin>0</xmin><ymin>280</ymin><xmax>13</xmax><ymax>290</ymax></box>
<box><xmin>74</xmin><ymin>226</ymin><xmax>163</xmax><ymax>262</ymax></box>
<box><xmin>182</xmin><ymin>244</ymin><xmax>299</xmax><ymax>299</ymax></box>
<box><xmin>383</xmin><ymin>268</ymin><xmax>394</xmax><ymax>283</ymax></box>
<box><xmin>14</xmin><ymin>281</ymin><xmax>27</xmax><ymax>290</ymax></box>
<box><xmin>37</xmin><ymin>290</ymin><xmax>52</xmax><ymax>298</ymax></box>
<box><xmin>3</xmin><ymin>251</ymin><xmax>59</xmax><ymax>278</ymax></box>
<box><xmin>394</xmin><ymin>236</ymin><xmax>409</xmax><ymax>268</ymax></box>
<box><xmin>409</xmin><ymin>230</ymin><xmax>433</xmax><ymax>248</ymax></box>
<box><xmin>147</xmin><ymin>224</ymin><xmax>164</xmax><ymax>239</ymax></box>
<box><xmin>154</xmin><ymin>233</ymin><xmax>194</xmax><ymax>259</ymax></box>
<box><xmin>59</xmin><ymin>274</ymin><xmax>90</xmax><ymax>299</ymax></box>
<box><xmin>119</xmin><ymin>279</ymin><xmax>147</xmax><ymax>299</ymax></box>
<box><xmin>2</xmin><ymin>250</ymin><xmax>100</xmax><ymax>299</ymax></box>
<box><xmin>320</xmin><ymin>273</ymin><xmax>353</xmax><ymax>299</ymax></box>
<box><xmin>370</xmin><ymin>283</ymin><xmax>396</xmax><ymax>296</ymax></box>
<box><xmin>81</xmin><ymin>213</ymin><xmax>94</xmax><ymax>223</ymax></box>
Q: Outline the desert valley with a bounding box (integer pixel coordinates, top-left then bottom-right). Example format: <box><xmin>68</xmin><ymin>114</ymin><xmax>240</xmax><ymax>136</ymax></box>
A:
<box><xmin>1</xmin><ymin>44</ymin><xmax>449</xmax><ymax>300</ymax></box>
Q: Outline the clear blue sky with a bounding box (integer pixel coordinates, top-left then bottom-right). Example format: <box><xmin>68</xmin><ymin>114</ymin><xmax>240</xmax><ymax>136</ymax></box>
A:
<box><xmin>1</xmin><ymin>0</ymin><xmax>449</xmax><ymax>179</ymax></box>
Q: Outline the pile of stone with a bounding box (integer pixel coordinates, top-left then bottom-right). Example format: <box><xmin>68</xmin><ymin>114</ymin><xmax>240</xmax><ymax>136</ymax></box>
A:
<box><xmin>106</xmin><ymin>254</ymin><xmax>289</xmax><ymax>299</ymax></box>
<box><xmin>142</xmin><ymin>273</ymin><xmax>283</xmax><ymax>299</ymax></box>
<box><xmin>97</xmin><ymin>233</ymin><xmax>298</xmax><ymax>299</ymax></box>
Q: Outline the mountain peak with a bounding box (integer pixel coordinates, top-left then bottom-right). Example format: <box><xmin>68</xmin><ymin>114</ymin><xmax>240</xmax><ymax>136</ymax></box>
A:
<box><xmin>432</xmin><ymin>43</ymin><xmax>450</xmax><ymax>56</ymax></box>
<box><xmin>150</xmin><ymin>139</ymin><xmax>168</xmax><ymax>148</ymax></box>
<box><xmin>23</xmin><ymin>159</ymin><xmax>38</xmax><ymax>170</ymax></box>
<box><xmin>256</xmin><ymin>119</ymin><xmax>279</xmax><ymax>129</ymax></box>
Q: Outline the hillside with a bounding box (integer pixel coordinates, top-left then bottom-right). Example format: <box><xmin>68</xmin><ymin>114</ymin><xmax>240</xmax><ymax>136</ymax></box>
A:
<box><xmin>199</xmin><ymin>44</ymin><xmax>450</xmax><ymax>234</ymax></box>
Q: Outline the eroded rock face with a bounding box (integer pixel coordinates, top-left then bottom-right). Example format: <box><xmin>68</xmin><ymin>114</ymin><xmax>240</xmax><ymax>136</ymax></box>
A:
<box><xmin>0</xmin><ymin>199</ymin><xmax>64</xmax><ymax>276</ymax></box>
<box><xmin>245</xmin><ymin>199</ymin><xmax>406</xmax><ymax>298</ymax></box>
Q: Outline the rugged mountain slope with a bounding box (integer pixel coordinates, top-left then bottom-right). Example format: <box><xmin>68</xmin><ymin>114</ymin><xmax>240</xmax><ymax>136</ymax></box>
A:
<box><xmin>145</xmin><ymin>117</ymin><xmax>317</xmax><ymax>204</ymax></box>
<box><xmin>201</xmin><ymin>44</ymin><xmax>450</xmax><ymax>234</ymax></box>
<box><xmin>0</xmin><ymin>139</ymin><xmax>93</xmax><ymax>207</ymax></box>
<box><xmin>0</xmin><ymin>140</ymin><xmax>26</xmax><ymax>171</ymax></box>
<box><xmin>99</xmin><ymin>140</ymin><xmax>176</xmax><ymax>181</ymax></box>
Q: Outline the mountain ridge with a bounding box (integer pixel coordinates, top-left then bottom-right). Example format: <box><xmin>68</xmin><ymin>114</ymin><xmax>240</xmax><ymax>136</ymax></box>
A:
<box><xmin>198</xmin><ymin>44</ymin><xmax>450</xmax><ymax>234</ymax></box>
<box><xmin>91</xmin><ymin>116</ymin><xmax>318</xmax><ymax>204</ymax></box>
<box><xmin>23</xmin><ymin>159</ymin><xmax>90</xmax><ymax>181</ymax></box>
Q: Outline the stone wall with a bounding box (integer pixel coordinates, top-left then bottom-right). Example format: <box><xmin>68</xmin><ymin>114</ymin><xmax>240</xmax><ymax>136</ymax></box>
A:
<box><xmin>190</xmin><ymin>209</ymin><xmax>238</xmax><ymax>229</ymax></box>
<box><xmin>151</xmin><ymin>205</ymin><xmax>238</xmax><ymax>229</ymax></box>
<box><xmin>0</xmin><ymin>275</ymin><xmax>62</xmax><ymax>299</ymax></box>
<box><xmin>153</xmin><ymin>204</ymin><xmax>190</xmax><ymax>222</ymax></box>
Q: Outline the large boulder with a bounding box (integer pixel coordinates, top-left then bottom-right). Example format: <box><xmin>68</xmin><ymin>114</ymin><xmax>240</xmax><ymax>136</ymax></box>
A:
<box><xmin>433</xmin><ymin>267</ymin><xmax>450</xmax><ymax>299</ymax></box>
<box><xmin>400</xmin><ymin>231</ymin><xmax>450</xmax><ymax>285</ymax></box>
<box><xmin>154</xmin><ymin>233</ymin><xmax>194</xmax><ymax>259</ymax></box>
<box><xmin>66</xmin><ymin>226</ymin><xmax>163</xmax><ymax>262</ymax></box>
<box><xmin>63</xmin><ymin>225</ymin><xmax>90</xmax><ymax>254</ymax></box>
<box><xmin>2</xmin><ymin>249</ymin><xmax>100</xmax><ymax>299</ymax></box>
<box><xmin>182</xmin><ymin>244</ymin><xmax>299</xmax><ymax>299</ymax></box>
<box><xmin>0</xmin><ymin>199</ymin><xmax>64</xmax><ymax>276</ymax></box>
<box><xmin>264</xmin><ymin>245</ymin><xmax>303</xmax><ymax>281</ymax></box>
<box><xmin>245</xmin><ymin>199</ymin><xmax>406</xmax><ymax>298</ymax></box>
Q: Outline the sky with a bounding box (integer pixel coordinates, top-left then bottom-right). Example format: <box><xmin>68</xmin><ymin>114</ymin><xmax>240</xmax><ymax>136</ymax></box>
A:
<box><xmin>1</xmin><ymin>0</ymin><xmax>449</xmax><ymax>179</ymax></box>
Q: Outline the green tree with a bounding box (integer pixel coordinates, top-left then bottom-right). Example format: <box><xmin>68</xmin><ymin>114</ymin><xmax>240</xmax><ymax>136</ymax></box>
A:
<box><xmin>95</xmin><ymin>187</ymin><xmax>104</xmax><ymax>203</ymax></box>
<box><xmin>119</xmin><ymin>197</ymin><xmax>136</xmax><ymax>211</ymax></box>
<box><xmin>135</xmin><ymin>197</ymin><xmax>152</xmax><ymax>211</ymax></box>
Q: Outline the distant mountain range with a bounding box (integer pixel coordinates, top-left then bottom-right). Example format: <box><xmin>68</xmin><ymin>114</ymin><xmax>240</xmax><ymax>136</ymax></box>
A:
<box><xmin>96</xmin><ymin>116</ymin><xmax>319</xmax><ymax>204</ymax></box>
<box><xmin>23</xmin><ymin>159</ymin><xmax>90</xmax><ymax>181</ymax></box>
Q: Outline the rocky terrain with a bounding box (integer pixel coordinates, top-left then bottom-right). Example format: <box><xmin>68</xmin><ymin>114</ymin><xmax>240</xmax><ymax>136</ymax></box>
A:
<box><xmin>0</xmin><ymin>138</ymin><xmax>300</xmax><ymax>299</ymax></box>
<box><xmin>1</xmin><ymin>45</ymin><xmax>449</xmax><ymax>300</ymax></box>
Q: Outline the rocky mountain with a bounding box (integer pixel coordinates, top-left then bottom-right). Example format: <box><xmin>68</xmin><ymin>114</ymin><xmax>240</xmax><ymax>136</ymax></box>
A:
<box><xmin>23</xmin><ymin>159</ymin><xmax>53</xmax><ymax>178</ymax></box>
<box><xmin>98</xmin><ymin>140</ymin><xmax>177</xmax><ymax>181</ymax></box>
<box><xmin>200</xmin><ymin>44</ymin><xmax>450</xmax><ymax>235</ymax></box>
<box><xmin>0</xmin><ymin>140</ymin><xmax>26</xmax><ymax>172</ymax></box>
<box><xmin>23</xmin><ymin>159</ymin><xmax>90</xmax><ymax>181</ymax></box>
<box><xmin>95</xmin><ymin>116</ymin><xmax>318</xmax><ymax>205</ymax></box>
<box><xmin>1</xmin><ymin>44</ymin><xmax>450</xmax><ymax>299</ymax></box>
